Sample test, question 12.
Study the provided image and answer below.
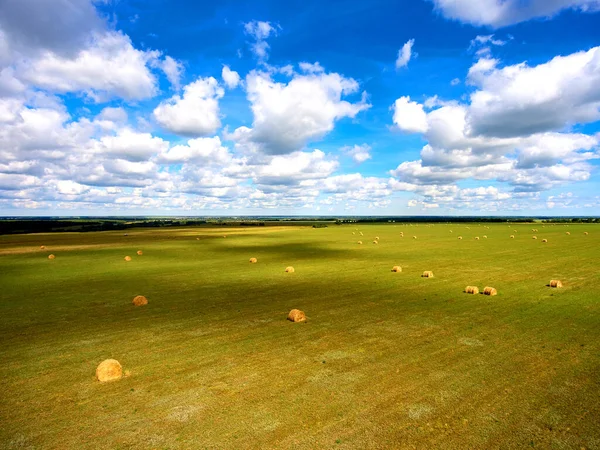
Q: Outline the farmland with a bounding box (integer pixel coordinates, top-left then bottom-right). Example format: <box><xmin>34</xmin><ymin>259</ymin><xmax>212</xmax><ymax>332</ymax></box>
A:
<box><xmin>0</xmin><ymin>222</ymin><xmax>599</xmax><ymax>449</ymax></box>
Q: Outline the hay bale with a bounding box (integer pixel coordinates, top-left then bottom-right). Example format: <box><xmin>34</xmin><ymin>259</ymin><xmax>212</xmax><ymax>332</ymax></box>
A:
<box><xmin>132</xmin><ymin>295</ymin><xmax>148</xmax><ymax>306</ymax></box>
<box><xmin>413</xmin><ymin>236</ymin><xmax>417</xmax><ymax>239</ymax></box>
<box><xmin>449</xmin><ymin>230</ymin><xmax>453</xmax><ymax>233</ymax></box>
<box><xmin>375</xmin><ymin>236</ymin><xmax>380</xmax><ymax>240</ymax></box>
<box><xmin>483</xmin><ymin>235</ymin><xmax>487</xmax><ymax>239</ymax></box>
<box><xmin>137</xmin><ymin>250</ymin><xmax>143</xmax><ymax>255</ymax></box>
<box><xmin>285</xmin><ymin>266</ymin><xmax>295</xmax><ymax>273</ymax></box>
<box><xmin>483</xmin><ymin>286</ymin><xmax>497</xmax><ymax>296</ymax></box>
<box><xmin>566</xmin><ymin>232</ymin><xmax>570</xmax><ymax>235</ymax></box>
<box><xmin>359</xmin><ymin>232</ymin><xmax>363</xmax><ymax>236</ymax></box>
<box><xmin>196</xmin><ymin>238</ymin><xmax>200</xmax><ymax>240</ymax></box>
<box><xmin>532</xmin><ymin>236</ymin><xmax>537</xmax><ymax>239</ymax></box>
<box><xmin>223</xmin><ymin>235</ymin><xmax>227</xmax><ymax>238</ymax></box>
<box><xmin>373</xmin><ymin>240</ymin><xmax>378</xmax><ymax>244</ymax></box>
<box><xmin>40</xmin><ymin>245</ymin><xmax>46</xmax><ymax>250</ymax></box>
<box><xmin>584</xmin><ymin>232</ymin><xmax>588</xmax><ymax>235</ymax></box>
<box><xmin>458</xmin><ymin>236</ymin><xmax>463</xmax><ymax>240</ymax></box>
<box><xmin>124</xmin><ymin>256</ymin><xmax>132</xmax><ymax>261</ymax></box>
<box><xmin>391</xmin><ymin>266</ymin><xmax>402</xmax><ymax>272</ymax></box>
<box><xmin>287</xmin><ymin>309</ymin><xmax>306</xmax><ymax>322</ymax></box>
<box><xmin>422</xmin><ymin>271</ymin><xmax>434</xmax><ymax>278</ymax></box>
<box><xmin>96</xmin><ymin>359</ymin><xmax>122</xmax><ymax>382</ymax></box>
<box><xmin>352</xmin><ymin>232</ymin><xmax>355</xmax><ymax>235</ymax></box>
<box><xmin>465</xmin><ymin>286</ymin><xmax>479</xmax><ymax>294</ymax></box>
<box><xmin>510</xmin><ymin>235</ymin><xmax>515</xmax><ymax>239</ymax></box>
<box><xmin>550</xmin><ymin>280</ymin><xmax>563</xmax><ymax>288</ymax></box>
<box><xmin>475</xmin><ymin>236</ymin><xmax>480</xmax><ymax>240</ymax></box>
<box><xmin>357</xmin><ymin>241</ymin><xmax>363</xmax><ymax>244</ymax></box>
<box><xmin>48</xmin><ymin>254</ymin><xmax>55</xmax><ymax>260</ymax></box>
<box><xmin>249</xmin><ymin>257</ymin><xmax>258</xmax><ymax>263</ymax></box>
<box><xmin>542</xmin><ymin>239</ymin><xmax>548</xmax><ymax>243</ymax></box>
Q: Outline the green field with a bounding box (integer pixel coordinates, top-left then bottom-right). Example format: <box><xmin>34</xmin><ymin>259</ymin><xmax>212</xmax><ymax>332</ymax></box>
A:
<box><xmin>1</xmin><ymin>223</ymin><xmax>599</xmax><ymax>449</ymax></box>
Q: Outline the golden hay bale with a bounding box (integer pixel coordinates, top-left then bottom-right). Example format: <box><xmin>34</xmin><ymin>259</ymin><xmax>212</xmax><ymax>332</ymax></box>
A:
<box><xmin>566</xmin><ymin>232</ymin><xmax>570</xmax><ymax>235</ymax></box>
<box><xmin>48</xmin><ymin>254</ymin><xmax>55</xmax><ymax>260</ymax></box>
<box><xmin>483</xmin><ymin>286</ymin><xmax>497</xmax><ymax>296</ymax></box>
<box><xmin>391</xmin><ymin>266</ymin><xmax>402</xmax><ymax>272</ymax></box>
<box><xmin>223</xmin><ymin>235</ymin><xmax>227</xmax><ymax>238</ymax></box>
<box><xmin>124</xmin><ymin>256</ymin><xmax>132</xmax><ymax>261</ymax></box>
<box><xmin>513</xmin><ymin>230</ymin><xmax>517</xmax><ymax>233</ymax></box>
<box><xmin>510</xmin><ymin>235</ymin><xmax>515</xmax><ymax>239</ymax></box>
<box><xmin>422</xmin><ymin>271</ymin><xmax>434</xmax><ymax>278</ymax></box>
<box><xmin>287</xmin><ymin>309</ymin><xmax>306</xmax><ymax>322</ymax></box>
<box><xmin>475</xmin><ymin>236</ymin><xmax>480</xmax><ymax>240</ymax></box>
<box><xmin>532</xmin><ymin>236</ymin><xmax>537</xmax><ymax>239</ymax></box>
<box><xmin>249</xmin><ymin>257</ymin><xmax>258</xmax><ymax>263</ymax></box>
<box><xmin>196</xmin><ymin>238</ymin><xmax>200</xmax><ymax>240</ymax></box>
<box><xmin>584</xmin><ymin>232</ymin><xmax>588</xmax><ymax>235</ymax></box>
<box><xmin>375</xmin><ymin>236</ymin><xmax>380</xmax><ymax>240</ymax></box>
<box><xmin>359</xmin><ymin>232</ymin><xmax>363</xmax><ymax>236</ymax></box>
<box><xmin>449</xmin><ymin>230</ymin><xmax>453</xmax><ymax>233</ymax></box>
<box><xmin>285</xmin><ymin>266</ymin><xmax>295</xmax><ymax>273</ymax></box>
<box><xmin>483</xmin><ymin>235</ymin><xmax>487</xmax><ymax>239</ymax></box>
<box><xmin>40</xmin><ymin>245</ymin><xmax>46</xmax><ymax>250</ymax></box>
<box><xmin>357</xmin><ymin>241</ymin><xmax>363</xmax><ymax>244</ymax></box>
<box><xmin>458</xmin><ymin>236</ymin><xmax>463</xmax><ymax>240</ymax></box>
<box><xmin>96</xmin><ymin>359</ymin><xmax>122</xmax><ymax>382</ymax></box>
<box><xmin>352</xmin><ymin>232</ymin><xmax>355</xmax><ymax>235</ymax></box>
<box><xmin>465</xmin><ymin>286</ymin><xmax>479</xmax><ymax>294</ymax></box>
<box><xmin>132</xmin><ymin>295</ymin><xmax>148</xmax><ymax>306</ymax></box>
<box><xmin>137</xmin><ymin>250</ymin><xmax>143</xmax><ymax>255</ymax></box>
<box><xmin>542</xmin><ymin>239</ymin><xmax>548</xmax><ymax>243</ymax></box>
<box><xmin>373</xmin><ymin>240</ymin><xmax>379</xmax><ymax>244</ymax></box>
<box><xmin>413</xmin><ymin>236</ymin><xmax>417</xmax><ymax>239</ymax></box>
<box><xmin>550</xmin><ymin>280</ymin><xmax>563</xmax><ymax>288</ymax></box>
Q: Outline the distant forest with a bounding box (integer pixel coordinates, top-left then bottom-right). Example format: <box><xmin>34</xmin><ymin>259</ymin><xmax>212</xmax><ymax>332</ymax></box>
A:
<box><xmin>0</xmin><ymin>216</ymin><xmax>598</xmax><ymax>235</ymax></box>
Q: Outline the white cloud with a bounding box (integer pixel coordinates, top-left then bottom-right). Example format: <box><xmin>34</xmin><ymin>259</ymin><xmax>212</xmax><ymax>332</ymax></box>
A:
<box><xmin>232</xmin><ymin>67</ymin><xmax>370</xmax><ymax>154</ymax></box>
<box><xmin>468</xmin><ymin>47</ymin><xmax>600</xmax><ymax>138</ymax></box>
<box><xmin>160</xmin><ymin>56</ymin><xmax>184</xmax><ymax>90</ymax></box>
<box><xmin>451</xmin><ymin>78</ymin><xmax>460</xmax><ymax>86</ymax></box>
<box><xmin>21</xmin><ymin>32</ymin><xmax>161</xmax><ymax>101</ymax></box>
<box><xmin>430</xmin><ymin>0</ymin><xmax>600</xmax><ymax>28</ymax></box>
<box><xmin>254</xmin><ymin>150</ymin><xmax>338</xmax><ymax>186</ymax></box>
<box><xmin>96</xmin><ymin>129</ymin><xmax>169</xmax><ymax>162</ymax></box>
<box><xmin>153</xmin><ymin>77</ymin><xmax>224</xmax><ymax>136</ymax></box>
<box><xmin>221</xmin><ymin>65</ymin><xmax>240</xmax><ymax>89</ymax></box>
<box><xmin>392</xmin><ymin>96</ymin><xmax>428</xmax><ymax>133</ymax></box>
<box><xmin>244</xmin><ymin>21</ymin><xmax>278</xmax><ymax>61</ymax></box>
<box><xmin>396</xmin><ymin>39</ymin><xmax>415</xmax><ymax>69</ymax></box>
<box><xmin>342</xmin><ymin>144</ymin><xmax>372</xmax><ymax>163</ymax></box>
<box><xmin>159</xmin><ymin>136</ymin><xmax>231</xmax><ymax>164</ymax></box>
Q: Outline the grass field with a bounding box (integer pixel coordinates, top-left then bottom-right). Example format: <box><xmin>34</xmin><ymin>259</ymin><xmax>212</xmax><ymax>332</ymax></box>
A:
<box><xmin>1</xmin><ymin>223</ymin><xmax>599</xmax><ymax>449</ymax></box>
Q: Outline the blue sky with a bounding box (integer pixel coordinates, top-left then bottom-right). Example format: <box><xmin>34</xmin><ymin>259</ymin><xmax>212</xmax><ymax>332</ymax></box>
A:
<box><xmin>0</xmin><ymin>0</ymin><xmax>599</xmax><ymax>216</ymax></box>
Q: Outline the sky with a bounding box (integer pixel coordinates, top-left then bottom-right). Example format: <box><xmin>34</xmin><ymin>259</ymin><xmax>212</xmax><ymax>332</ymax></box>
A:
<box><xmin>0</xmin><ymin>0</ymin><xmax>599</xmax><ymax>216</ymax></box>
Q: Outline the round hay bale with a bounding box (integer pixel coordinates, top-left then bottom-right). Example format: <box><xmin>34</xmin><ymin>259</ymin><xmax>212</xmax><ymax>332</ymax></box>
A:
<box><xmin>391</xmin><ymin>266</ymin><xmax>402</xmax><ymax>272</ymax></box>
<box><xmin>196</xmin><ymin>238</ymin><xmax>200</xmax><ymax>240</ymax></box>
<box><xmin>48</xmin><ymin>254</ymin><xmax>55</xmax><ymax>260</ymax></box>
<box><xmin>483</xmin><ymin>286</ymin><xmax>497</xmax><ymax>296</ymax></box>
<box><xmin>40</xmin><ymin>245</ymin><xmax>46</xmax><ymax>250</ymax></box>
<box><xmin>532</xmin><ymin>236</ymin><xmax>537</xmax><ymax>239</ymax></box>
<box><xmin>136</xmin><ymin>250</ymin><xmax>143</xmax><ymax>256</ymax></box>
<box><xmin>465</xmin><ymin>286</ymin><xmax>479</xmax><ymax>294</ymax></box>
<box><xmin>513</xmin><ymin>230</ymin><xmax>517</xmax><ymax>233</ymax></box>
<box><xmin>249</xmin><ymin>257</ymin><xmax>257</xmax><ymax>263</ymax></box>
<box><xmin>542</xmin><ymin>239</ymin><xmax>548</xmax><ymax>243</ymax></box>
<box><xmin>449</xmin><ymin>230</ymin><xmax>453</xmax><ymax>233</ymax></box>
<box><xmin>375</xmin><ymin>236</ymin><xmax>380</xmax><ymax>240</ymax></box>
<box><xmin>132</xmin><ymin>295</ymin><xmax>148</xmax><ymax>306</ymax></box>
<box><xmin>566</xmin><ymin>232</ymin><xmax>570</xmax><ymax>235</ymax></box>
<box><xmin>550</xmin><ymin>280</ymin><xmax>563</xmax><ymax>288</ymax></box>
<box><xmin>584</xmin><ymin>232</ymin><xmax>588</xmax><ymax>235</ymax></box>
<box><xmin>357</xmin><ymin>241</ymin><xmax>363</xmax><ymax>245</ymax></box>
<box><xmin>483</xmin><ymin>235</ymin><xmax>487</xmax><ymax>239</ymax></box>
<box><xmin>285</xmin><ymin>266</ymin><xmax>295</xmax><ymax>273</ymax></box>
<box><xmin>352</xmin><ymin>232</ymin><xmax>355</xmax><ymax>235</ymax></box>
<box><xmin>359</xmin><ymin>232</ymin><xmax>363</xmax><ymax>236</ymax></box>
<box><xmin>458</xmin><ymin>236</ymin><xmax>463</xmax><ymax>240</ymax></box>
<box><xmin>124</xmin><ymin>256</ymin><xmax>132</xmax><ymax>261</ymax></box>
<box><xmin>287</xmin><ymin>309</ymin><xmax>306</xmax><ymax>323</ymax></box>
<box><xmin>510</xmin><ymin>235</ymin><xmax>515</xmax><ymax>239</ymax></box>
<box><xmin>422</xmin><ymin>271</ymin><xmax>434</xmax><ymax>278</ymax></box>
<box><xmin>96</xmin><ymin>359</ymin><xmax>122</xmax><ymax>382</ymax></box>
<box><xmin>475</xmin><ymin>236</ymin><xmax>480</xmax><ymax>240</ymax></box>
<box><xmin>372</xmin><ymin>240</ymin><xmax>378</xmax><ymax>244</ymax></box>
<box><xmin>413</xmin><ymin>236</ymin><xmax>417</xmax><ymax>239</ymax></box>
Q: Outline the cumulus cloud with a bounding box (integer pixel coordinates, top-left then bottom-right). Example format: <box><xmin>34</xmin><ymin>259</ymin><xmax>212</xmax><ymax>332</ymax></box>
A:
<box><xmin>221</xmin><ymin>65</ymin><xmax>240</xmax><ymax>89</ymax></box>
<box><xmin>396</xmin><ymin>39</ymin><xmax>415</xmax><ymax>69</ymax></box>
<box><xmin>392</xmin><ymin>96</ymin><xmax>428</xmax><ymax>133</ymax></box>
<box><xmin>342</xmin><ymin>144</ymin><xmax>372</xmax><ymax>163</ymax></box>
<box><xmin>232</xmin><ymin>66</ymin><xmax>370</xmax><ymax>155</ymax></box>
<box><xmin>244</xmin><ymin>20</ymin><xmax>278</xmax><ymax>61</ymax></box>
<box><xmin>153</xmin><ymin>77</ymin><xmax>224</xmax><ymax>136</ymax></box>
<box><xmin>158</xmin><ymin>136</ymin><xmax>231</xmax><ymax>164</ymax></box>
<box><xmin>160</xmin><ymin>56</ymin><xmax>184</xmax><ymax>90</ymax></box>
<box><xmin>20</xmin><ymin>31</ymin><xmax>160</xmax><ymax>101</ymax></box>
<box><xmin>430</xmin><ymin>0</ymin><xmax>600</xmax><ymax>28</ymax></box>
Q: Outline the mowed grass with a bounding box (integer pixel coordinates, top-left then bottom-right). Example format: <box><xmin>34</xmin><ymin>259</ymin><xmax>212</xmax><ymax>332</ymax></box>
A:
<box><xmin>0</xmin><ymin>223</ymin><xmax>599</xmax><ymax>449</ymax></box>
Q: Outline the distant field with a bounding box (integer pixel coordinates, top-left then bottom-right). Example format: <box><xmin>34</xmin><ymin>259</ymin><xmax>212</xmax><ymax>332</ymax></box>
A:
<box><xmin>1</xmin><ymin>223</ymin><xmax>599</xmax><ymax>449</ymax></box>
